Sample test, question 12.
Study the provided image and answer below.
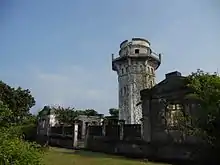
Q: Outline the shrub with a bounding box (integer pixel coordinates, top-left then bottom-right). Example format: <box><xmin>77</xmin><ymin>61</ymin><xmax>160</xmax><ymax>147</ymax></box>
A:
<box><xmin>0</xmin><ymin>128</ymin><xmax>44</xmax><ymax>165</ymax></box>
<box><xmin>0</xmin><ymin>86</ymin><xmax>44</xmax><ymax>164</ymax></box>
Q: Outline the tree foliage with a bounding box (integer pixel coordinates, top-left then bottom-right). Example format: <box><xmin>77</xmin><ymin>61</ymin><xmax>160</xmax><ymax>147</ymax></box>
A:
<box><xmin>54</xmin><ymin>107</ymin><xmax>79</xmax><ymax>125</ymax></box>
<box><xmin>0</xmin><ymin>81</ymin><xmax>35</xmax><ymax>123</ymax></box>
<box><xmin>177</xmin><ymin>69</ymin><xmax>220</xmax><ymax>162</ymax></box>
<box><xmin>0</xmin><ymin>102</ymin><xmax>43</xmax><ymax>165</ymax></box>
<box><xmin>109</xmin><ymin>108</ymin><xmax>119</xmax><ymax>118</ymax></box>
<box><xmin>184</xmin><ymin>70</ymin><xmax>220</xmax><ymax>142</ymax></box>
<box><xmin>41</xmin><ymin>106</ymin><xmax>101</xmax><ymax>126</ymax></box>
<box><xmin>83</xmin><ymin>109</ymin><xmax>99</xmax><ymax>116</ymax></box>
<box><xmin>0</xmin><ymin>80</ymin><xmax>37</xmax><ymax>141</ymax></box>
<box><xmin>38</xmin><ymin>105</ymin><xmax>51</xmax><ymax>117</ymax></box>
<box><xmin>0</xmin><ymin>101</ymin><xmax>14</xmax><ymax>127</ymax></box>
<box><xmin>0</xmin><ymin>81</ymin><xmax>43</xmax><ymax>164</ymax></box>
<box><xmin>0</xmin><ymin>128</ymin><xmax>43</xmax><ymax>165</ymax></box>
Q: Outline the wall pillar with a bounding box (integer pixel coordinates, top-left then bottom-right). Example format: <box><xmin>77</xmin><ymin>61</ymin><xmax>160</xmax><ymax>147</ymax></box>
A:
<box><xmin>102</xmin><ymin>120</ymin><xmax>106</xmax><ymax>136</ymax></box>
<box><xmin>73</xmin><ymin>122</ymin><xmax>79</xmax><ymax>148</ymax></box>
<box><xmin>140</xmin><ymin>118</ymin><xmax>144</xmax><ymax>138</ymax></box>
<box><xmin>36</xmin><ymin>119</ymin><xmax>40</xmax><ymax>135</ymax></box>
<box><xmin>119</xmin><ymin>120</ymin><xmax>125</xmax><ymax>140</ymax></box>
<box><xmin>81</xmin><ymin>121</ymin><xmax>86</xmax><ymax>140</ymax></box>
<box><xmin>142</xmin><ymin>99</ymin><xmax>151</xmax><ymax>142</ymax></box>
<box><xmin>46</xmin><ymin>118</ymin><xmax>50</xmax><ymax>146</ymax></box>
<box><xmin>61</xmin><ymin>124</ymin><xmax>64</xmax><ymax>136</ymax></box>
<box><xmin>84</xmin><ymin>124</ymin><xmax>90</xmax><ymax>148</ymax></box>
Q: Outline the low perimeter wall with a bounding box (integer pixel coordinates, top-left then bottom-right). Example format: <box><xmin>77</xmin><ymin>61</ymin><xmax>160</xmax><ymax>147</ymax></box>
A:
<box><xmin>36</xmin><ymin>134</ymin><xmax>73</xmax><ymax>149</ymax></box>
<box><xmin>85</xmin><ymin>136</ymin><xmax>200</xmax><ymax>161</ymax></box>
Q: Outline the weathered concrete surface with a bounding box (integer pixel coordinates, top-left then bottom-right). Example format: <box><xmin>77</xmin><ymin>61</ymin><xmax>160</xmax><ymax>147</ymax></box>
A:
<box><xmin>140</xmin><ymin>71</ymin><xmax>202</xmax><ymax>161</ymax></box>
<box><xmin>112</xmin><ymin>38</ymin><xmax>161</xmax><ymax>124</ymax></box>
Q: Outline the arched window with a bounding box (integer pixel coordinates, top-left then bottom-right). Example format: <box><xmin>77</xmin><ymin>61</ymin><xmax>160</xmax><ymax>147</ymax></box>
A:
<box><xmin>150</xmin><ymin>80</ymin><xmax>154</xmax><ymax>87</ymax></box>
<box><xmin>121</xmin><ymin>68</ymin><xmax>124</xmax><ymax>75</ymax></box>
<box><xmin>151</xmin><ymin>68</ymin><xmax>154</xmax><ymax>74</ymax></box>
<box><xmin>126</xmin><ymin>67</ymin><xmax>128</xmax><ymax>73</ymax></box>
<box><xmin>140</xmin><ymin>65</ymin><xmax>143</xmax><ymax>71</ymax></box>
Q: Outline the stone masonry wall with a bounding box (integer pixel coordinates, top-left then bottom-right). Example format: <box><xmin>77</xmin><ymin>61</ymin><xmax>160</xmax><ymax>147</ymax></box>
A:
<box><xmin>113</xmin><ymin>38</ymin><xmax>160</xmax><ymax>124</ymax></box>
<box><xmin>118</xmin><ymin>60</ymin><xmax>156</xmax><ymax>124</ymax></box>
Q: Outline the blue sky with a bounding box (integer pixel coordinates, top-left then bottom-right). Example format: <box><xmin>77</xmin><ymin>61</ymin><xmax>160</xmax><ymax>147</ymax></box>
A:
<box><xmin>0</xmin><ymin>0</ymin><xmax>219</xmax><ymax>114</ymax></box>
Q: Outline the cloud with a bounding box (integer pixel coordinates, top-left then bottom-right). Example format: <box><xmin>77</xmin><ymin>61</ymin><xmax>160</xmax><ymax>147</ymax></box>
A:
<box><xmin>27</xmin><ymin>64</ymin><xmax>118</xmax><ymax>115</ymax></box>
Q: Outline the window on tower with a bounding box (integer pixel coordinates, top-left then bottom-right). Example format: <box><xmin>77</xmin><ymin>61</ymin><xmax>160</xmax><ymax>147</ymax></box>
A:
<box><xmin>151</xmin><ymin>81</ymin><xmax>154</xmax><ymax>87</ymax></box>
<box><xmin>140</xmin><ymin>65</ymin><xmax>142</xmax><ymax>69</ymax></box>
<box><xmin>126</xmin><ymin>67</ymin><xmax>128</xmax><ymax>73</ymax></box>
<box><xmin>151</xmin><ymin>68</ymin><xmax>154</xmax><ymax>74</ymax></box>
<box><xmin>135</xmin><ymin>49</ymin><xmax>139</xmax><ymax>54</ymax></box>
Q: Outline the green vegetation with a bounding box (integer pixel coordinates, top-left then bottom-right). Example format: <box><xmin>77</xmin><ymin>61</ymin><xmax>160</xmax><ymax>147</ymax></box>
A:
<box><xmin>185</xmin><ymin>70</ymin><xmax>220</xmax><ymax>143</ymax></box>
<box><xmin>0</xmin><ymin>127</ymin><xmax>43</xmax><ymax>165</ymax></box>
<box><xmin>177</xmin><ymin>69</ymin><xmax>220</xmax><ymax>161</ymax></box>
<box><xmin>43</xmin><ymin>147</ymin><xmax>166</xmax><ymax>165</ymax></box>
<box><xmin>1</xmin><ymin>69</ymin><xmax>220</xmax><ymax>163</ymax></box>
<box><xmin>38</xmin><ymin>106</ymin><xmax>119</xmax><ymax>126</ymax></box>
<box><xmin>38</xmin><ymin>106</ymin><xmax>103</xmax><ymax>125</ymax></box>
<box><xmin>0</xmin><ymin>81</ymin><xmax>43</xmax><ymax>164</ymax></box>
<box><xmin>0</xmin><ymin>81</ymin><xmax>35</xmax><ymax>123</ymax></box>
<box><xmin>109</xmin><ymin>108</ymin><xmax>119</xmax><ymax>118</ymax></box>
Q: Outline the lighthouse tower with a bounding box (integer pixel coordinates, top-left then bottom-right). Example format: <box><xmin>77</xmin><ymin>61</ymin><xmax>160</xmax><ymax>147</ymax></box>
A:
<box><xmin>112</xmin><ymin>38</ymin><xmax>161</xmax><ymax>124</ymax></box>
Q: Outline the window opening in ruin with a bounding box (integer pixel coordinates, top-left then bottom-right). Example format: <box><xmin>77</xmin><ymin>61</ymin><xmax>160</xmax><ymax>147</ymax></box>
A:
<box><xmin>151</xmin><ymin>68</ymin><xmax>154</xmax><ymax>74</ymax></box>
<box><xmin>135</xmin><ymin>49</ymin><xmax>139</xmax><ymax>54</ymax></box>
<box><xmin>166</xmin><ymin>103</ymin><xmax>184</xmax><ymax>129</ymax></box>
<box><xmin>92</xmin><ymin>121</ymin><xmax>97</xmax><ymax>125</ymax></box>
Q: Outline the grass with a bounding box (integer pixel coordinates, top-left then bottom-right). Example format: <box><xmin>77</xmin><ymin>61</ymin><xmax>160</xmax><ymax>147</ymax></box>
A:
<box><xmin>43</xmin><ymin>147</ymin><xmax>168</xmax><ymax>165</ymax></box>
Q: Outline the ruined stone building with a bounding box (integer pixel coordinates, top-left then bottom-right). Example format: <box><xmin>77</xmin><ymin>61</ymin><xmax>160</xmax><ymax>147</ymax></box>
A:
<box><xmin>112</xmin><ymin>38</ymin><xmax>161</xmax><ymax>124</ymax></box>
<box><xmin>37</xmin><ymin>109</ymin><xmax>103</xmax><ymax>140</ymax></box>
<box><xmin>140</xmin><ymin>71</ymin><xmax>199</xmax><ymax>145</ymax></box>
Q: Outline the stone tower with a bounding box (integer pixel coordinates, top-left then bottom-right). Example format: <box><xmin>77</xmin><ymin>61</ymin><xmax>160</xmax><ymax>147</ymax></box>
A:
<box><xmin>112</xmin><ymin>38</ymin><xmax>161</xmax><ymax>124</ymax></box>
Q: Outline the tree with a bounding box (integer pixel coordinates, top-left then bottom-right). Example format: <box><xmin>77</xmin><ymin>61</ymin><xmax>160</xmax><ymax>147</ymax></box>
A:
<box><xmin>54</xmin><ymin>107</ymin><xmax>79</xmax><ymax>125</ymax></box>
<box><xmin>184</xmin><ymin>70</ymin><xmax>220</xmax><ymax>140</ymax></box>
<box><xmin>0</xmin><ymin>81</ymin><xmax>35</xmax><ymax>123</ymax></box>
<box><xmin>179</xmin><ymin>69</ymin><xmax>220</xmax><ymax>162</ymax></box>
<box><xmin>37</xmin><ymin>106</ymin><xmax>51</xmax><ymax>118</ymax></box>
<box><xmin>0</xmin><ymin>101</ymin><xmax>14</xmax><ymax>127</ymax></box>
<box><xmin>42</xmin><ymin>106</ymin><xmax>102</xmax><ymax>126</ymax></box>
<box><xmin>83</xmin><ymin>109</ymin><xmax>98</xmax><ymax>116</ymax></box>
<box><xmin>0</xmin><ymin>101</ymin><xmax>43</xmax><ymax>164</ymax></box>
<box><xmin>109</xmin><ymin>108</ymin><xmax>119</xmax><ymax>118</ymax></box>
